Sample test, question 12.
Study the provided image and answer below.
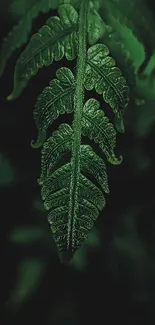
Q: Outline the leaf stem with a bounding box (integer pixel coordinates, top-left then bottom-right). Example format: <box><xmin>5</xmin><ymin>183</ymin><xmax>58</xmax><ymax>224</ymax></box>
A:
<box><xmin>68</xmin><ymin>0</ymin><xmax>88</xmax><ymax>252</ymax></box>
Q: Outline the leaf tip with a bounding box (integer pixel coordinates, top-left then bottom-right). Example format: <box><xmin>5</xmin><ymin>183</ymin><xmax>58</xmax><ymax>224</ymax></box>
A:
<box><xmin>59</xmin><ymin>249</ymin><xmax>75</xmax><ymax>265</ymax></box>
<box><xmin>31</xmin><ymin>134</ymin><xmax>46</xmax><ymax>149</ymax></box>
<box><xmin>7</xmin><ymin>88</ymin><xmax>21</xmax><ymax>101</ymax></box>
<box><xmin>7</xmin><ymin>93</ymin><xmax>14</xmax><ymax>101</ymax></box>
<box><xmin>108</xmin><ymin>154</ymin><xmax>123</xmax><ymax>165</ymax></box>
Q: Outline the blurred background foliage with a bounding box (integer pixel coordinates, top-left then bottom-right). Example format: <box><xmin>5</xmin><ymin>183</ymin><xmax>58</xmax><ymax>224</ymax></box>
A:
<box><xmin>1</xmin><ymin>0</ymin><xmax>155</xmax><ymax>324</ymax></box>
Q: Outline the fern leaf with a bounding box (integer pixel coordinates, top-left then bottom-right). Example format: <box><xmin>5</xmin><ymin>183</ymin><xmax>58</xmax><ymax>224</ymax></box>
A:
<box><xmin>0</xmin><ymin>0</ymin><xmax>59</xmax><ymax>78</ymax></box>
<box><xmin>31</xmin><ymin>67</ymin><xmax>75</xmax><ymax>148</ymax></box>
<box><xmin>38</xmin><ymin>122</ymin><xmax>109</xmax><ymax>261</ymax></box>
<box><xmin>4</xmin><ymin>0</ymin><xmax>129</xmax><ymax>261</ymax></box>
<box><xmin>99</xmin><ymin>0</ymin><xmax>155</xmax><ymax>74</ymax></box>
<box><xmin>7</xmin><ymin>4</ymin><xmax>78</xmax><ymax>100</ymax></box>
<box><xmin>85</xmin><ymin>43</ymin><xmax>129</xmax><ymax>128</ymax></box>
<box><xmin>82</xmin><ymin>98</ymin><xmax>122</xmax><ymax>165</ymax></box>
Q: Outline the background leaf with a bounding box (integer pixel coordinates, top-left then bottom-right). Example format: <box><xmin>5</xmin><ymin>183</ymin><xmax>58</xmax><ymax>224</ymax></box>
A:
<box><xmin>9</xmin><ymin>227</ymin><xmax>45</xmax><ymax>244</ymax></box>
<box><xmin>0</xmin><ymin>153</ymin><xmax>15</xmax><ymax>187</ymax></box>
<box><xmin>7</xmin><ymin>259</ymin><xmax>46</xmax><ymax>310</ymax></box>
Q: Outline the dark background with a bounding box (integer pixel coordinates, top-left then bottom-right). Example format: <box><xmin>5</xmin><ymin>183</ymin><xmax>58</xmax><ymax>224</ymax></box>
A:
<box><xmin>1</xmin><ymin>1</ymin><xmax>155</xmax><ymax>324</ymax></box>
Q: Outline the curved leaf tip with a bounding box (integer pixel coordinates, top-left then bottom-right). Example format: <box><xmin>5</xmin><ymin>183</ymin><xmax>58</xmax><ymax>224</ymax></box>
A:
<box><xmin>31</xmin><ymin>139</ymin><xmax>44</xmax><ymax>149</ymax></box>
<box><xmin>7</xmin><ymin>83</ymin><xmax>24</xmax><ymax>101</ymax></box>
<box><xmin>108</xmin><ymin>154</ymin><xmax>123</xmax><ymax>165</ymax></box>
<box><xmin>7</xmin><ymin>92</ymin><xmax>17</xmax><ymax>101</ymax></box>
<box><xmin>7</xmin><ymin>94</ymin><xmax>14</xmax><ymax>101</ymax></box>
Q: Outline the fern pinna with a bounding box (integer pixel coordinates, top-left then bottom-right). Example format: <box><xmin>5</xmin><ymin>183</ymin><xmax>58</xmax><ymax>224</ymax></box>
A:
<box><xmin>1</xmin><ymin>1</ymin><xmax>129</xmax><ymax>263</ymax></box>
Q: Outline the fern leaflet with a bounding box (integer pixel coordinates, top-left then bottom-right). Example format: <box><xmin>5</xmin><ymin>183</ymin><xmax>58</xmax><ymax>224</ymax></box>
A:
<box><xmin>32</xmin><ymin>67</ymin><xmax>75</xmax><ymax>148</ymax></box>
<box><xmin>85</xmin><ymin>44</ymin><xmax>129</xmax><ymax>123</ymax></box>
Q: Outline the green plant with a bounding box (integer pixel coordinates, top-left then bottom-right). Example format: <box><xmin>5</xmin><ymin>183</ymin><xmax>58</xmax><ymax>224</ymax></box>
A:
<box><xmin>1</xmin><ymin>0</ymin><xmax>154</xmax><ymax>263</ymax></box>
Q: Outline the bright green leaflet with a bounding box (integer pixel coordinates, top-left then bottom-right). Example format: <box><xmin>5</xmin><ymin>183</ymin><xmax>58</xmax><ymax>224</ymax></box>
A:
<box><xmin>1</xmin><ymin>1</ymin><xmax>130</xmax><ymax>263</ymax></box>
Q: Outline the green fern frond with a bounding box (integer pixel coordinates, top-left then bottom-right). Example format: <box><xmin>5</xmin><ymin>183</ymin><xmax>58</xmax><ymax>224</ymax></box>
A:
<box><xmin>2</xmin><ymin>0</ymin><xmax>132</xmax><ymax>262</ymax></box>
<box><xmin>0</xmin><ymin>0</ymin><xmax>60</xmax><ymax>78</ymax></box>
<box><xmin>31</xmin><ymin>67</ymin><xmax>75</xmax><ymax>148</ymax></box>
<box><xmin>31</xmin><ymin>38</ymin><xmax>127</xmax><ymax>260</ymax></box>
<box><xmin>7</xmin><ymin>4</ymin><xmax>78</xmax><ymax>100</ymax></box>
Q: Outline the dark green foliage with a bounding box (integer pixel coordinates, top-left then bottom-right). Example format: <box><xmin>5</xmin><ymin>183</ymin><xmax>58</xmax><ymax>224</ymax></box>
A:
<box><xmin>1</xmin><ymin>6</ymin><xmax>155</xmax><ymax>325</ymax></box>
<box><xmin>0</xmin><ymin>0</ymin><xmax>129</xmax><ymax>262</ymax></box>
<box><xmin>2</xmin><ymin>0</ymin><xmax>154</xmax><ymax>263</ymax></box>
<box><xmin>98</xmin><ymin>0</ymin><xmax>155</xmax><ymax>75</ymax></box>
